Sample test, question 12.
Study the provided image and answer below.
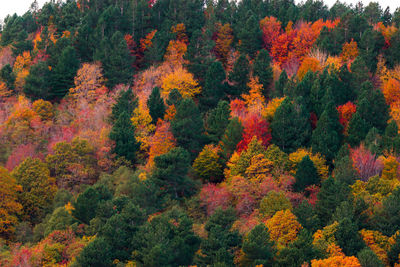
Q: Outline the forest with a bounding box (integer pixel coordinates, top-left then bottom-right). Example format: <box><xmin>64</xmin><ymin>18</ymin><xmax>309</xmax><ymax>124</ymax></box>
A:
<box><xmin>2</xmin><ymin>0</ymin><xmax>400</xmax><ymax>266</ymax></box>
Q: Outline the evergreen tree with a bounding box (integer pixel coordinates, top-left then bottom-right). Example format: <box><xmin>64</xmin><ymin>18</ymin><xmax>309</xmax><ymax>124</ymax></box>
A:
<box><xmin>220</xmin><ymin>117</ymin><xmax>244</xmax><ymax>157</ymax></box>
<box><xmin>109</xmin><ymin>111</ymin><xmax>140</xmax><ymax>164</ymax></box>
<box><xmin>238</xmin><ymin>12</ymin><xmax>262</xmax><ymax>58</ymax></box>
<box><xmin>201</xmin><ymin>61</ymin><xmax>226</xmax><ymax>110</ymax></box>
<box><xmin>274</xmin><ymin>70</ymin><xmax>288</xmax><ymax>97</ymax></box>
<box><xmin>253</xmin><ymin>49</ymin><xmax>273</xmax><ymax>99</ymax></box>
<box><xmin>357</xmin><ymin>248</ymin><xmax>384</xmax><ymax>267</ymax></box>
<box><xmin>0</xmin><ymin>64</ymin><xmax>15</xmax><ymax>90</ymax></box>
<box><xmin>228</xmin><ymin>54</ymin><xmax>250</xmax><ymax>96</ymax></box>
<box><xmin>24</xmin><ymin>61</ymin><xmax>51</xmax><ymax>100</ymax></box>
<box><xmin>151</xmin><ymin>147</ymin><xmax>196</xmax><ymax>200</ymax></box>
<box><xmin>206</xmin><ymin>100</ymin><xmax>231</xmax><ymax>143</ymax></box>
<box><xmin>240</xmin><ymin>224</ymin><xmax>275</xmax><ymax>266</ymax></box>
<box><xmin>110</xmin><ymin>88</ymin><xmax>137</xmax><ymax>122</ymax></box>
<box><xmin>171</xmin><ymin>98</ymin><xmax>205</xmax><ymax>157</ymax></box>
<box><xmin>335</xmin><ymin>217</ymin><xmax>365</xmax><ymax>256</ymax></box>
<box><xmin>147</xmin><ymin>87</ymin><xmax>165</xmax><ymax>124</ymax></box>
<box><xmin>95</xmin><ymin>31</ymin><xmax>134</xmax><ymax>88</ymax></box>
<box><xmin>388</xmin><ymin>234</ymin><xmax>400</xmax><ymax>266</ymax></box>
<box><xmin>294</xmin><ymin>156</ymin><xmax>320</xmax><ymax>192</ymax></box>
<box><xmin>76</xmin><ymin>237</ymin><xmax>113</xmax><ymax>267</ymax></box>
<box><xmin>347</xmin><ymin>111</ymin><xmax>369</xmax><ymax>147</ymax></box>
<box><xmin>49</xmin><ymin>46</ymin><xmax>80</xmax><ymax>99</ymax></box>
<box><xmin>311</xmin><ymin>101</ymin><xmax>343</xmax><ymax>163</ymax></box>
<box><xmin>271</xmin><ymin>98</ymin><xmax>311</xmax><ymax>153</ymax></box>
<box><xmin>294</xmin><ymin>200</ymin><xmax>321</xmax><ymax>233</ymax></box>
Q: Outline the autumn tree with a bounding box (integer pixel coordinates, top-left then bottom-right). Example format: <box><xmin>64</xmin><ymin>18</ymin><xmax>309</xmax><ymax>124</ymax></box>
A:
<box><xmin>193</xmin><ymin>145</ymin><xmax>224</xmax><ymax>183</ymax></box>
<box><xmin>214</xmin><ymin>23</ymin><xmax>233</xmax><ymax>66</ymax></box>
<box><xmin>259</xmin><ymin>191</ymin><xmax>292</xmax><ymax>218</ymax></box>
<box><xmin>0</xmin><ymin>167</ymin><xmax>22</xmax><ymax>240</ymax></box>
<box><xmin>12</xmin><ymin>158</ymin><xmax>57</xmax><ymax>224</ymax></box>
<box><xmin>161</xmin><ymin>67</ymin><xmax>201</xmax><ymax>98</ymax></box>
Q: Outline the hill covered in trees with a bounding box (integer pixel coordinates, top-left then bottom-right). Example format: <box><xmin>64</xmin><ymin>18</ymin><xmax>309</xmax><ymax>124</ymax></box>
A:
<box><xmin>2</xmin><ymin>0</ymin><xmax>400</xmax><ymax>266</ymax></box>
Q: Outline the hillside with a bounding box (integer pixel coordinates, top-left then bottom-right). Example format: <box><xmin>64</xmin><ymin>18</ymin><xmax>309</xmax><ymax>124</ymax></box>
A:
<box><xmin>1</xmin><ymin>0</ymin><xmax>400</xmax><ymax>266</ymax></box>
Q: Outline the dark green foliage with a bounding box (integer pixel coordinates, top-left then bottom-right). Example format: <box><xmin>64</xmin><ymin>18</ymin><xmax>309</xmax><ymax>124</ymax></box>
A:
<box><xmin>109</xmin><ymin>111</ymin><xmax>140</xmax><ymax>164</ymax></box>
<box><xmin>24</xmin><ymin>61</ymin><xmax>51</xmax><ymax>100</ymax></box>
<box><xmin>238</xmin><ymin>13</ymin><xmax>262</xmax><ymax>58</ymax></box>
<box><xmin>151</xmin><ymin>147</ymin><xmax>197</xmax><ymax>200</ymax></box>
<box><xmin>241</xmin><ymin>224</ymin><xmax>275</xmax><ymax>266</ymax></box>
<box><xmin>197</xmin><ymin>207</ymin><xmax>241</xmax><ymax>267</ymax></box>
<box><xmin>385</xmin><ymin>30</ymin><xmax>400</xmax><ymax>68</ymax></box>
<box><xmin>359</xmin><ymin>29</ymin><xmax>385</xmax><ymax>72</ymax></box>
<box><xmin>351</xmin><ymin>57</ymin><xmax>370</xmax><ymax>95</ymax></box>
<box><xmin>95</xmin><ymin>31</ymin><xmax>134</xmax><ymax>88</ymax></box>
<box><xmin>166</xmin><ymin>88</ymin><xmax>183</xmax><ymax>106</ymax></box>
<box><xmin>228</xmin><ymin>54</ymin><xmax>250</xmax><ymax>96</ymax></box>
<box><xmin>220</xmin><ymin>117</ymin><xmax>244</xmax><ymax>157</ymax></box>
<box><xmin>111</xmin><ymin>88</ymin><xmax>137</xmax><ymax>122</ymax></box>
<box><xmin>388</xmin><ymin>234</ymin><xmax>400</xmax><ymax>266</ymax></box>
<box><xmin>147</xmin><ymin>87</ymin><xmax>166</xmax><ymax>124</ymax></box>
<box><xmin>346</xmin><ymin>112</ymin><xmax>370</xmax><ymax>147</ymax></box>
<box><xmin>316</xmin><ymin>177</ymin><xmax>349</xmax><ymax>225</ymax></box>
<box><xmin>0</xmin><ymin>64</ymin><xmax>15</xmax><ymax>90</ymax></box>
<box><xmin>49</xmin><ymin>46</ymin><xmax>80</xmax><ymax>99</ymax></box>
<box><xmin>335</xmin><ymin>217</ymin><xmax>365</xmax><ymax>256</ymax></box>
<box><xmin>171</xmin><ymin>98</ymin><xmax>205</xmax><ymax>157</ymax></box>
<box><xmin>294</xmin><ymin>156</ymin><xmax>320</xmax><ymax>192</ymax></box>
<box><xmin>201</xmin><ymin>61</ymin><xmax>226</xmax><ymax>109</ymax></box>
<box><xmin>365</xmin><ymin>128</ymin><xmax>383</xmax><ymax>155</ymax></box>
<box><xmin>253</xmin><ymin>49</ymin><xmax>273</xmax><ymax>98</ymax></box>
<box><xmin>357</xmin><ymin>248</ymin><xmax>384</xmax><ymax>267</ymax></box>
<box><xmin>206</xmin><ymin>100</ymin><xmax>231</xmax><ymax>143</ymax></box>
<box><xmin>294</xmin><ymin>200</ymin><xmax>321</xmax><ymax>233</ymax></box>
<box><xmin>271</xmin><ymin>98</ymin><xmax>311</xmax><ymax>153</ymax></box>
<box><xmin>73</xmin><ymin>185</ymin><xmax>112</xmax><ymax>225</ymax></box>
<box><xmin>76</xmin><ymin>237</ymin><xmax>113</xmax><ymax>267</ymax></box>
<box><xmin>375</xmin><ymin>187</ymin><xmax>400</xmax><ymax>236</ymax></box>
<box><xmin>311</xmin><ymin>101</ymin><xmax>343</xmax><ymax>163</ymax></box>
<box><xmin>274</xmin><ymin>230</ymin><xmax>322</xmax><ymax>267</ymax></box>
<box><xmin>133</xmin><ymin>208</ymin><xmax>200</xmax><ymax>267</ymax></box>
<box><xmin>274</xmin><ymin>70</ymin><xmax>288</xmax><ymax>97</ymax></box>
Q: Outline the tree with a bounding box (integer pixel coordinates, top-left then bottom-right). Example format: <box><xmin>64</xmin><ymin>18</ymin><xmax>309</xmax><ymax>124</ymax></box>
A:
<box><xmin>110</xmin><ymin>88</ymin><xmax>137</xmax><ymax>122</ymax></box>
<box><xmin>253</xmin><ymin>49</ymin><xmax>273</xmax><ymax>98</ymax></box>
<box><xmin>171</xmin><ymin>98</ymin><xmax>204</xmax><ymax>157</ymax></box>
<box><xmin>198</xmin><ymin>207</ymin><xmax>241</xmax><ymax>266</ymax></box>
<box><xmin>0</xmin><ymin>167</ymin><xmax>22</xmax><ymax>240</ymax></box>
<box><xmin>294</xmin><ymin>156</ymin><xmax>320</xmax><ymax>192</ymax></box>
<box><xmin>274</xmin><ymin>70</ymin><xmax>288</xmax><ymax>97</ymax></box>
<box><xmin>228</xmin><ymin>54</ymin><xmax>250</xmax><ymax>96</ymax></box>
<box><xmin>239</xmin><ymin>224</ymin><xmax>275</xmax><ymax>266</ymax></box>
<box><xmin>214</xmin><ymin>23</ymin><xmax>233</xmax><ymax>65</ymax></box>
<box><xmin>133</xmin><ymin>208</ymin><xmax>200</xmax><ymax>267</ymax></box>
<box><xmin>193</xmin><ymin>145</ymin><xmax>224</xmax><ymax>183</ymax></box>
<box><xmin>259</xmin><ymin>191</ymin><xmax>292</xmax><ymax>218</ymax></box>
<box><xmin>23</xmin><ymin>61</ymin><xmax>51</xmax><ymax>100</ymax></box>
<box><xmin>271</xmin><ymin>98</ymin><xmax>311</xmax><ymax>153</ymax></box>
<box><xmin>147</xmin><ymin>87</ymin><xmax>166</xmax><ymax>124</ymax></box>
<box><xmin>347</xmin><ymin>112</ymin><xmax>369</xmax><ymax>147</ymax></box>
<box><xmin>311</xmin><ymin>101</ymin><xmax>343</xmax><ymax>163</ymax></box>
<box><xmin>151</xmin><ymin>147</ymin><xmax>196</xmax><ymax>200</ymax></box>
<box><xmin>49</xmin><ymin>46</ymin><xmax>79</xmax><ymax>99</ymax></box>
<box><xmin>201</xmin><ymin>61</ymin><xmax>226</xmax><ymax>109</ymax></box>
<box><xmin>12</xmin><ymin>158</ymin><xmax>57</xmax><ymax>224</ymax></box>
<box><xmin>238</xmin><ymin>12</ymin><xmax>262</xmax><ymax>58</ymax></box>
<box><xmin>109</xmin><ymin>111</ymin><xmax>140</xmax><ymax>164</ymax></box>
<box><xmin>294</xmin><ymin>200</ymin><xmax>321</xmax><ymax>233</ymax></box>
<box><xmin>95</xmin><ymin>31</ymin><xmax>134</xmax><ymax>88</ymax></box>
<box><xmin>357</xmin><ymin>248</ymin><xmax>384</xmax><ymax>267</ymax></box>
<box><xmin>76</xmin><ymin>237</ymin><xmax>113</xmax><ymax>267</ymax></box>
<box><xmin>161</xmin><ymin>67</ymin><xmax>201</xmax><ymax>99</ymax></box>
<box><xmin>220</xmin><ymin>117</ymin><xmax>244</xmax><ymax>158</ymax></box>
<box><xmin>335</xmin><ymin>217</ymin><xmax>365</xmax><ymax>256</ymax></box>
<box><xmin>388</xmin><ymin>234</ymin><xmax>400</xmax><ymax>266</ymax></box>
<box><xmin>206</xmin><ymin>100</ymin><xmax>230</xmax><ymax>143</ymax></box>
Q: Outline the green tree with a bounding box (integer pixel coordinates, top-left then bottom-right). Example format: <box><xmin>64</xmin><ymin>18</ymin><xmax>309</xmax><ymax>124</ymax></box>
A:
<box><xmin>294</xmin><ymin>156</ymin><xmax>320</xmax><ymax>192</ymax></box>
<box><xmin>357</xmin><ymin>248</ymin><xmax>384</xmax><ymax>267</ymax></box>
<box><xmin>220</xmin><ymin>117</ymin><xmax>244</xmax><ymax>157</ymax></box>
<box><xmin>110</xmin><ymin>88</ymin><xmax>137</xmax><ymax>122</ymax></box>
<box><xmin>253</xmin><ymin>49</ymin><xmax>273</xmax><ymax>98</ymax></box>
<box><xmin>346</xmin><ymin>111</ymin><xmax>369</xmax><ymax>147</ymax></box>
<box><xmin>240</xmin><ymin>224</ymin><xmax>275</xmax><ymax>266</ymax></box>
<box><xmin>274</xmin><ymin>70</ymin><xmax>288</xmax><ymax>97</ymax></box>
<box><xmin>24</xmin><ymin>61</ymin><xmax>51</xmax><ymax>100</ymax></box>
<box><xmin>147</xmin><ymin>87</ymin><xmax>166</xmax><ymax>124</ymax></box>
<box><xmin>151</xmin><ymin>147</ymin><xmax>196</xmax><ymax>200</ymax></box>
<box><xmin>109</xmin><ymin>111</ymin><xmax>140</xmax><ymax>164</ymax></box>
<box><xmin>76</xmin><ymin>237</ymin><xmax>113</xmax><ymax>267</ymax></box>
<box><xmin>311</xmin><ymin>101</ymin><xmax>343</xmax><ymax>163</ymax></box>
<box><xmin>201</xmin><ymin>61</ymin><xmax>227</xmax><ymax>109</ymax></box>
<box><xmin>293</xmin><ymin>200</ymin><xmax>321</xmax><ymax>233</ymax></box>
<box><xmin>49</xmin><ymin>46</ymin><xmax>80</xmax><ymax>99</ymax></box>
<box><xmin>228</xmin><ymin>54</ymin><xmax>250</xmax><ymax>96</ymax></box>
<box><xmin>238</xmin><ymin>12</ymin><xmax>262</xmax><ymax>58</ymax></box>
<box><xmin>193</xmin><ymin>145</ymin><xmax>224</xmax><ymax>183</ymax></box>
<box><xmin>335</xmin><ymin>217</ymin><xmax>365</xmax><ymax>256</ymax></box>
<box><xmin>12</xmin><ymin>158</ymin><xmax>57</xmax><ymax>224</ymax></box>
<box><xmin>271</xmin><ymin>98</ymin><xmax>311</xmax><ymax>153</ymax></box>
<box><xmin>259</xmin><ymin>191</ymin><xmax>292</xmax><ymax>218</ymax></box>
<box><xmin>171</xmin><ymin>98</ymin><xmax>205</xmax><ymax>157</ymax></box>
<box><xmin>206</xmin><ymin>100</ymin><xmax>231</xmax><ymax>143</ymax></box>
<box><xmin>0</xmin><ymin>64</ymin><xmax>15</xmax><ymax>90</ymax></box>
<box><xmin>133</xmin><ymin>208</ymin><xmax>200</xmax><ymax>267</ymax></box>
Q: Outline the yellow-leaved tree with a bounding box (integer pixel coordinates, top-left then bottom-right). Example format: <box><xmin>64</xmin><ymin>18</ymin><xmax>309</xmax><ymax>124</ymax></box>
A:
<box><xmin>161</xmin><ymin>67</ymin><xmax>201</xmax><ymax>98</ymax></box>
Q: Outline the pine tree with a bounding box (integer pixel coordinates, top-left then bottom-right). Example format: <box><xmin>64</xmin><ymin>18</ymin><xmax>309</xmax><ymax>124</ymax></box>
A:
<box><xmin>109</xmin><ymin>111</ymin><xmax>140</xmax><ymax>164</ymax></box>
<box><xmin>220</xmin><ymin>117</ymin><xmax>244</xmax><ymax>157</ymax></box>
<box><xmin>357</xmin><ymin>248</ymin><xmax>384</xmax><ymax>267</ymax></box>
<box><xmin>335</xmin><ymin>217</ymin><xmax>366</xmax><ymax>256</ymax></box>
<box><xmin>228</xmin><ymin>54</ymin><xmax>250</xmax><ymax>96</ymax></box>
<box><xmin>201</xmin><ymin>61</ymin><xmax>226</xmax><ymax>110</ymax></box>
<box><xmin>271</xmin><ymin>98</ymin><xmax>311</xmax><ymax>153</ymax></box>
<box><xmin>311</xmin><ymin>101</ymin><xmax>343</xmax><ymax>163</ymax></box>
<box><xmin>274</xmin><ymin>70</ymin><xmax>288</xmax><ymax>97</ymax></box>
<box><xmin>346</xmin><ymin>111</ymin><xmax>369</xmax><ymax>147</ymax></box>
<box><xmin>24</xmin><ymin>61</ymin><xmax>51</xmax><ymax>100</ymax></box>
<box><xmin>147</xmin><ymin>87</ymin><xmax>166</xmax><ymax>124</ymax></box>
<box><xmin>253</xmin><ymin>49</ymin><xmax>273</xmax><ymax>99</ymax></box>
<box><xmin>49</xmin><ymin>46</ymin><xmax>80</xmax><ymax>99</ymax></box>
<box><xmin>294</xmin><ymin>156</ymin><xmax>320</xmax><ymax>192</ymax></box>
<box><xmin>206</xmin><ymin>100</ymin><xmax>231</xmax><ymax>143</ymax></box>
<box><xmin>240</xmin><ymin>224</ymin><xmax>275</xmax><ymax>266</ymax></box>
<box><xmin>171</xmin><ymin>98</ymin><xmax>205</xmax><ymax>157</ymax></box>
<box><xmin>111</xmin><ymin>88</ymin><xmax>137</xmax><ymax>122</ymax></box>
<box><xmin>238</xmin><ymin>12</ymin><xmax>262</xmax><ymax>58</ymax></box>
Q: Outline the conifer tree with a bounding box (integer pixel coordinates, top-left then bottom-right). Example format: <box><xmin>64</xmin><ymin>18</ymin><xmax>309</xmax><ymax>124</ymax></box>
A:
<box><xmin>111</xmin><ymin>88</ymin><xmax>137</xmax><ymax>122</ymax></box>
<box><xmin>335</xmin><ymin>217</ymin><xmax>366</xmax><ymax>256</ymax></box>
<box><xmin>294</xmin><ymin>156</ymin><xmax>320</xmax><ymax>192</ymax></box>
<box><xmin>206</xmin><ymin>100</ymin><xmax>231</xmax><ymax>143</ymax></box>
<box><xmin>346</xmin><ymin>111</ymin><xmax>369</xmax><ymax>147</ymax></box>
<box><xmin>147</xmin><ymin>87</ymin><xmax>165</xmax><ymax>124</ymax></box>
<box><xmin>253</xmin><ymin>49</ymin><xmax>273</xmax><ymax>98</ymax></box>
<box><xmin>238</xmin><ymin>12</ymin><xmax>262</xmax><ymax>58</ymax></box>
<box><xmin>201</xmin><ymin>61</ymin><xmax>226</xmax><ymax>109</ymax></box>
<box><xmin>228</xmin><ymin>54</ymin><xmax>250</xmax><ymax>96</ymax></box>
<box><xmin>240</xmin><ymin>224</ymin><xmax>275</xmax><ymax>266</ymax></box>
<box><xmin>274</xmin><ymin>70</ymin><xmax>288</xmax><ymax>97</ymax></box>
<box><xmin>220</xmin><ymin>117</ymin><xmax>244</xmax><ymax>157</ymax></box>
